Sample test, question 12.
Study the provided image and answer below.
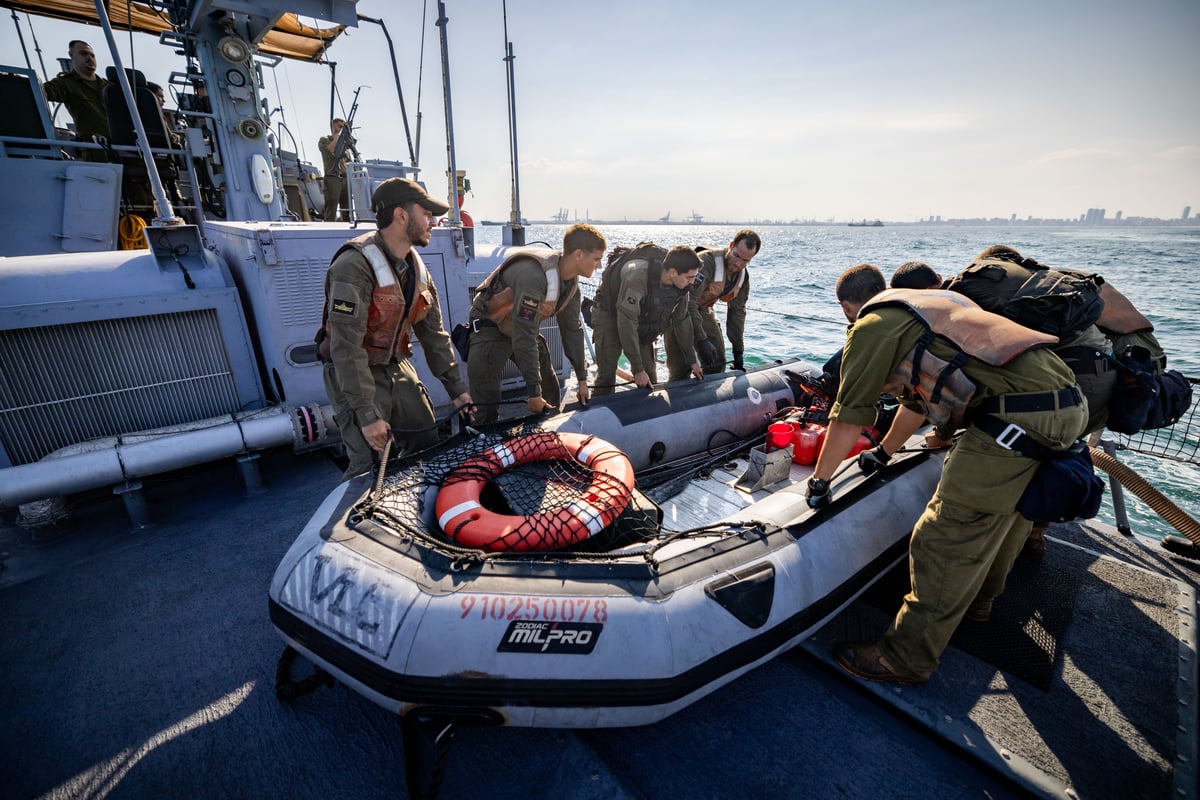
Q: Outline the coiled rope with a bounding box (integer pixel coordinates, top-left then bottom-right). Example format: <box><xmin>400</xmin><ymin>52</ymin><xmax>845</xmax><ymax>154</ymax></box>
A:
<box><xmin>118</xmin><ymin>214</ymin><xmax>148</xmax><ymax>250</ymax></box>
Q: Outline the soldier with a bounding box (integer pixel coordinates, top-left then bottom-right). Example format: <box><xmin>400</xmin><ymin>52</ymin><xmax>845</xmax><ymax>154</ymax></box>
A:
<box><xmin>466</xmin><ymin>224</ymin><xmax>606</xmax><ymax>425</ymax></box>
<box><xmin>318</xmin><ymin>118</ymin><xmax>353</xmax><ymax>221</ymax></box>
<box><xmin>808</xmin><ymin>264</ymin><xmax>1087</xmax><ymax>685</ymax></box>
<box><xmin>591</xmin><ymin>244</ymin><xmax>703</xmax><ymax>396</ymax></box>
<box><xmin>665</xmin><ymin>229</ymin><xmax>761</xmax><ymax>380</ymax></box>
<box><xmin>317</xmin><ymin>178</ymin><xmax>474</xmax><ymax>479</ymax></box>
<box><xmin>42</xmin><ymin>40</ymin><xmax>109</xmax><ymax>161</ymax></box>
<box><xmin>889</xmin><ymin>261</ymin><xmax>943</xmax><ymax>290</ymax></box>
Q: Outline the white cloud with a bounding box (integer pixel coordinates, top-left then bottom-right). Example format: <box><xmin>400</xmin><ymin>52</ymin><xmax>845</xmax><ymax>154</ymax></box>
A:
<box><xmin>881</xmin><ymin>113</ymin><xmax>972</xmax><ymax>133</ymax></box>
<box><xmin>1158</xmin><ymin>145</ymin><xmax>1200</xmax><ymax>159</ymax></box>
<box><xmin>1031</xmin><ymin>147</ymin><xmax>1121</xmax><ymax>164</ymax></box>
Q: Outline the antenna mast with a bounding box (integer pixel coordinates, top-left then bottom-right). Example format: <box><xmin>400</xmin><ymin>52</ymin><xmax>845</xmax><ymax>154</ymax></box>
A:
<box><xmin>502</xmin><ymin>0</ymin><xmax>524</xmax><ymax>245</ymax></box>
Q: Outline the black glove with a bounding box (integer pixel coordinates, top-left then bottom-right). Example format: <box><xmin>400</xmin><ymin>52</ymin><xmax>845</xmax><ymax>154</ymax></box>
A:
<box><xmin>806</xmin><ymin>477</ymin><xmax>831</xmax><ymax>509</ymax></box>
<box><xmin>730</xmin><ymin>353</ymin><xmax>745</xmax><ymax>371</ymax></box>
<box><xmin>697</xmin><ymin>338</ymin><xmax>719</xmax><ymax>366</ymax></box>
<box><xmin>857</xmin><ymin>445</ymin><xmax>892</xmax><ymax>475</ymax></box>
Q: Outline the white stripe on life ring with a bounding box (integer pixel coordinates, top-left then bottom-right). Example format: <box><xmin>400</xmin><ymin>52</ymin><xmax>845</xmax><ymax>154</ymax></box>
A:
<box><xmin>438</xmin><ymin>500</ymin><xmax>482</xmax><ymax>530</ymax></box>
<box><xmin>576</xmin><ymin>441</ymin><xmax>603</xmax><ymax>465</ymax></box>
<box><xmin>492</xmin><ymin>443</ymin><xmax>517</xmax><ymax>468</ymax></box>
<box><xmin>569</xmin><ymin>500</ymin><xmax>606</xmax><ymax>536</ymax></box>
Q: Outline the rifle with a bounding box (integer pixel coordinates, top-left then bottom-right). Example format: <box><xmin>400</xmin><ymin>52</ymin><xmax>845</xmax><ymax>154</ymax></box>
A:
<box><xmin>331</xmin><ymin>86</ymin><xmax>364</xmax><ymax>166</ymax></box>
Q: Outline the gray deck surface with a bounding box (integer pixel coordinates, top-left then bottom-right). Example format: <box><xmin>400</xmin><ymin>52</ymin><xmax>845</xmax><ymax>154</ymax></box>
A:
<box><xmin>1</xmin><ymin>447</ymin><xmax>1194</xmax><ymax>799</ymax></box>
<box><xmin>804</xmin><ymin>519</ymin><xmax>1198</xmax><ymax>799</ymax></box>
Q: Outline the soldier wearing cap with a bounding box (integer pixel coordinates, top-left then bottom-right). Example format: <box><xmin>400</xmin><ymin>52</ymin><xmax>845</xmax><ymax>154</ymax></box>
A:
<box><xmin>317</xmin><ymin>177</ymin><xmax>474</xmax><ymax>479</ymax></box>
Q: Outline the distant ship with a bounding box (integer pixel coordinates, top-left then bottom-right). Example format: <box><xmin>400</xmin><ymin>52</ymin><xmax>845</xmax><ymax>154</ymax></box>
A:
<box><xmin>848</xmin><ymin>219</ymin><xmax>884</xmax><ymax>227</ymax></box>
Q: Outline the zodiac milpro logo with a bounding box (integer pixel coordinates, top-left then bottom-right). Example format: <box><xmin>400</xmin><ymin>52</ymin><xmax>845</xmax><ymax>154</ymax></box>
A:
<box><xmin>498</xmin><ymin>620</ymin><xmax>603</xmax><ymax>654</ymax></box>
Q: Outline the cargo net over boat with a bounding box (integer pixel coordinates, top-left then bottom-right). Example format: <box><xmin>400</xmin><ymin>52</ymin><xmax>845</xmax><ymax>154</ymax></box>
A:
<box><xmin>359</xmin><ymin>419</ymin><xmax>738</xmax><ymax>556</ymax></box>
<box><xmin>353</xmin><ymin>371</ymin><xmax>843</xmax><ymax>556</ymax></box>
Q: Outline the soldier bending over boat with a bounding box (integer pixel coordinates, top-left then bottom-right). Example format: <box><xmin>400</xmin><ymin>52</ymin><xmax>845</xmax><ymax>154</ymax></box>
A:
<box><xmin>808</xmin><ymin>263</ymin><xmax>1087</xmax><ymax>684</ymax></box>
<box><xmin>465</xmin><ymin>223</ymin><xmax>606</xmax><ymax>424</ymax></box>
<box><xmin>664</xmin><ymin>229</ymin><xmax>761</xmax><ymax>379</ymax></box>
<box><xmin>590</xmin><ymin>244</ymin><xmax>702</xmax><ymax>395</ymax></box>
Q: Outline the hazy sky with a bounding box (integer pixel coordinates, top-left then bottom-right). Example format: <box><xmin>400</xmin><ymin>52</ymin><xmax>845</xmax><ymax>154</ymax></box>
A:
<box><xmin>3</xmin><ymin>0</ymin><xmax>1197</xmax><ymax>222</ymax></box>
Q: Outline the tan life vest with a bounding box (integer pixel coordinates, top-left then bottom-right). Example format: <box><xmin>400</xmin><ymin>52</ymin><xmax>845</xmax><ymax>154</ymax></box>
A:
<box><xmin>695</xmin><ymin>250</ymin><xmax>746</xmax><ymax>309</ymax></box>
<box><xmin>475</xmin><ymin>247</ymin><xmax>577</xmax><ymax>335</ymax></box>
<box><xmin>1096</xmin><ymin>282</ymin><xmax>1154</xmax><ymax>336</ymax></box>
<box><xmin>320</xmin><ymin>233</ymin><xmax>433</xmax><ymax>365</ymax></box>
<box><xmin>860</xmin><ymin>289</ymin><xmax>1059</xmax><ymax>430</ymax></box>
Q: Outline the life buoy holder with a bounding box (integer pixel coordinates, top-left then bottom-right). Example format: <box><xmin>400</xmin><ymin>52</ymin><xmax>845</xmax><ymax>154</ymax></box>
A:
<box><xmin>435</xmin><ymin>431</ymin><xmax>635</xmax><ymax>552</ymax></box>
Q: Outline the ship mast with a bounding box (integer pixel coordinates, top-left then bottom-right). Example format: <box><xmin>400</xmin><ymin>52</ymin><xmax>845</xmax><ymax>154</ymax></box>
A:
<box><xmin>435</xmin><ymin>1</ymin><xmax>460</xmax><ymax>225</ymax></box>
<box><xmin>502</xmin><ymin>0</ymin><xmax>524</xmax><ymax>245</ymax></box>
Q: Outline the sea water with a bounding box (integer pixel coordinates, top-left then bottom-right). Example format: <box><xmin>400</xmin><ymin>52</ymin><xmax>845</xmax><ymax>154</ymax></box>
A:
<box><xmin>474</xmin><ymin>223</ymin><xmax>1200</xmax><ymax>542</ymax></box>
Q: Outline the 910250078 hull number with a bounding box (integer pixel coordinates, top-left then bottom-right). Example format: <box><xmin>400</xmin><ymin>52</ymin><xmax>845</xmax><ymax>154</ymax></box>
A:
<box><xmin>460</xmin><ymin>594</ymin><xmax>608</xmax><ymax>623</ymax></box>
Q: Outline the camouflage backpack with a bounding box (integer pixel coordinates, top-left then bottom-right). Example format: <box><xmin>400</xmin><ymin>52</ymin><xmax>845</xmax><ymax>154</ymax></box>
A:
<box><xmin>944</xmin><ymin>254</ymin><xmax>1105</xmax><ymax>339</ymax></box>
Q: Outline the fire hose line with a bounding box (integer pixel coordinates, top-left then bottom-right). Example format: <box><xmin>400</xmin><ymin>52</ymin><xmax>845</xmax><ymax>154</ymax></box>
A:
<box><xmin>118</xmin><ymin>214</ymin><xmax>148</xmax><ymax>250</ymax></box>
<box><xmin>1089</xmin><ymin>446</ymin><xmax>1200</xmax><ymax>546</ymax></box>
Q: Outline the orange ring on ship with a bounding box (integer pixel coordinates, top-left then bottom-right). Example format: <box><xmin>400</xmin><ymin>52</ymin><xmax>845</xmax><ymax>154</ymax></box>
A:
<box><xmin>435</xmin><ymin>431</ymin><xmax>635</xmax><ymax>552</ymax></box>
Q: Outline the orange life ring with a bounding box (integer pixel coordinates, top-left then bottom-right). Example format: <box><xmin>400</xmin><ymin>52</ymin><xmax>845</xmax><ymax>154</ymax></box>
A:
<box><xmin>435</xmin><ymin>431</ymin><xmax>635</xmax><ymax>552</ymax></box>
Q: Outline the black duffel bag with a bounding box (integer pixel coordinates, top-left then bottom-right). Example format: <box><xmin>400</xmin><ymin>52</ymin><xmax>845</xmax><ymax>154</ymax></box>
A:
<box><xmin>1106</xmin><ymin>346</ymin><xmax>1193</xmax><ymax>434</ymax></box>
<box><xmin>1016</xmin><ymin>441</ymin><xmax>1106</xmax><ymax>523</ymax></box>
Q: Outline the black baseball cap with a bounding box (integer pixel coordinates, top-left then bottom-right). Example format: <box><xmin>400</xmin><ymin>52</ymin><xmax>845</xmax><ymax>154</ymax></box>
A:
<box><xmin>370</xmin><ymin>177</ymin><xmax>450</xmax><ymax>215</ymax></box>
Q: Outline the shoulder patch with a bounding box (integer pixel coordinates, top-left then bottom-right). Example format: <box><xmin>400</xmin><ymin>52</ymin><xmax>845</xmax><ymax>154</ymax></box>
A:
<box><xmin>331</xmin><ymin>298</ymin><xmax>357</xmax><ymax>316</ymax></box>
<box><xmin>517</xmin><ymin>294</ymin><xmax>540</xmax><ymax>321</ymax></box>
<box><xmin>692</xmin><ymin>272</ymin><xmax>706</xmax><ymax>287</ymax></box>
<box><xmin>625</xmin><ymin>294</ymin><xmax>639</xmax><ymax>305</ymax></box>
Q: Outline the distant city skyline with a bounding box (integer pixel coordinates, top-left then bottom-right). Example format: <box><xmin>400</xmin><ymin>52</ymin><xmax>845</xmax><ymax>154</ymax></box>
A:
<box><xmin>2</xmin><ymin>0</ymin><xmax>1196</xmax><ymax>222</ymax></box>
<box><xmin>519</xmin><ymin>206</ymin><xmax>1199</xmax><ymax>226</ymax></box>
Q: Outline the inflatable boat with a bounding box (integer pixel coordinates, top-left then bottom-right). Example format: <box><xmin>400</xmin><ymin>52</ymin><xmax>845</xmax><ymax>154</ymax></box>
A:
<box><xmin>268</xmin><ymin>361</ymin><xmax>943</xmax><ymax>734</ymax></box>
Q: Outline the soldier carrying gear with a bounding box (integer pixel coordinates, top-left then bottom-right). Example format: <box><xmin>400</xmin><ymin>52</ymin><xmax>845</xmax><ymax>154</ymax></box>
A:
<box><xmin>591</xmin><ymin>244</ymin><xmax>703</xmax><ymax>396</ymax></box>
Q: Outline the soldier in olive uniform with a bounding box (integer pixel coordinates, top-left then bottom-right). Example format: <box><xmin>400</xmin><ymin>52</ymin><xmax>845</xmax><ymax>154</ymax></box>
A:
<box><xmin>889</xmin><ymin>261</ymin><xmax>943</xmax><ymax>290</ymax></box>
<box><xmin>42</xmin><ymin>40</ymin><xmax>109</xmax><ymax>162</ymax></box>
<box><xmin>319</xmin><ymin>118</ymin><xmax>352</xmax><ymax>221</ymax></box>
<box><xmin>466</xmin><ymin>223</ymin><xmax>606</xmax><ymax>425</ymax></box>
<box><xmin>808</xmin><ymin>264</ymin><xmax>1087</xmax><ymax>685</ymax></box>
<box><xmin>591</xmin><ymin>245</ymin><xmax>703</xmax><ymax>396</ymax></box>
<box><xmin>318</xmin><ymin>178</ymin><xmax>474</xmax><ymax>479</ymax></box>
<box><xmin>665</xmin><ymin>229</ymin><xmax>761</xmax><ymax>380</ymax></box>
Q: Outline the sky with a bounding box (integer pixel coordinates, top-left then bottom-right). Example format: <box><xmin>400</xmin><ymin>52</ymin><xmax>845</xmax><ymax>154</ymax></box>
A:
<box><xmin>2</xmin><ymin>0</ymin><xmax>1198</xmax><ymax>222</ymax></box>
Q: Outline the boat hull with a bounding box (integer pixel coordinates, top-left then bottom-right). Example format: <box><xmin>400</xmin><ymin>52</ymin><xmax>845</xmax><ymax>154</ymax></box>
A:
<box><xmin>268</xmin><ymin>368</ymin><xmax>945</xmax><ymax>728</ymax></box>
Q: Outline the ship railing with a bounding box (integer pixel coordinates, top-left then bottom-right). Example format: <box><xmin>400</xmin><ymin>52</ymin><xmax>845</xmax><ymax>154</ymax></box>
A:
<box><xmin>1097</xmin><ymin>375</ymin><xmax>1200</xmax><ymax>542</ymax></box>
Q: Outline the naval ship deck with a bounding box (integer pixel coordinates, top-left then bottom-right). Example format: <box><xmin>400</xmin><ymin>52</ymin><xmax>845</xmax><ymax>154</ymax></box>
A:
<box><xmin>1</xmin><ymin>444</ymin><xmax>1196</xmax><ymax>799</ymax></box>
